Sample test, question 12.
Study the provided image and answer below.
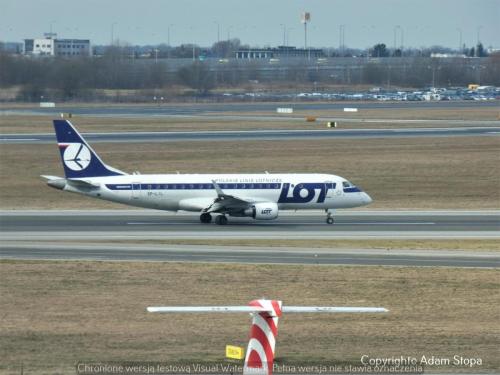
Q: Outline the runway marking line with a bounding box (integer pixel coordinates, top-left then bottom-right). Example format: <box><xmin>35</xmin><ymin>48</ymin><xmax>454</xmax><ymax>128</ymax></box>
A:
<box><xmin>126</xmin><ymin>221</ymin><xmax>436</xmax><ymax>226</ymax></box>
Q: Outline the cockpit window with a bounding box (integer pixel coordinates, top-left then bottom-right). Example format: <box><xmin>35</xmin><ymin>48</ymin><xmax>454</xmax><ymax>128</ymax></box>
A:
<box><xmin>343</xmin><ymin>180</ymin><xmax>354</xmax><ymax>188</ymax></box>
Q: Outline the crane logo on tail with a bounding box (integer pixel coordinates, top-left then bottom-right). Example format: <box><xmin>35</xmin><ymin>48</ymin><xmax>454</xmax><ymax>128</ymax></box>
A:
<box><xmin>60</xmin><ymin>143</ymin><xmax>91</xmax><ymax>171</ymax></box>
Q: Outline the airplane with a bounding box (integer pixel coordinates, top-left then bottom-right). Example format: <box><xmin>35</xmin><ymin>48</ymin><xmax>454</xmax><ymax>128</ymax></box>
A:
<box><xmin>42</xmin><ymin>120</ymin><xmax>373</xmax><ymax>225</ymax></box>
<box><xmin>148</xmin><ymin>298</ymin><xmax>388</xmax><ymax>375</ymax></box>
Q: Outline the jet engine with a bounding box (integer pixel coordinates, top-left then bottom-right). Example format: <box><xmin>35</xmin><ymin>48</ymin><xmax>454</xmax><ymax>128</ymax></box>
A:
<box><xmin>243</xmin><ymin>202</ymin><xmax>279</xmax><ymax>220</ymax></box>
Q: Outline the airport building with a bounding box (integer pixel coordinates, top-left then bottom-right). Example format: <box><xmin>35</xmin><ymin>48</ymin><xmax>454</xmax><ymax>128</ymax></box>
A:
<box><xmin>236</xmin><ymin>46</ymin><xmax>324</xmax><ymax>59</ymax></box>
<box><xmin>24</xmin><ymin>36</ymin><xmax>91</xmax><ymax>57</ymax></box>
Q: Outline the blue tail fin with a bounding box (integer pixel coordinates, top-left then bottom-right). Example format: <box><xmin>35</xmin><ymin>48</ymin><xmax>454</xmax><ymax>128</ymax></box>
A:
<box><xmin>53</xmin><ymin>120</ymin><xmax>126</xmax><ymax>178</ymax></box>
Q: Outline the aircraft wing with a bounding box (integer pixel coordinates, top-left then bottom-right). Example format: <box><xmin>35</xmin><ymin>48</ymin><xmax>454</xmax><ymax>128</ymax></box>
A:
<box><xmin>203</xmin><ymin>180</ymin><xmax>261</xmax><ymax>213</ymax></box>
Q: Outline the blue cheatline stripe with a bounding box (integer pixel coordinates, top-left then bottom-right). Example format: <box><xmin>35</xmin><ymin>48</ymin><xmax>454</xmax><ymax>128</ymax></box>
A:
<box><xmin>343</xmin><ymin>187</ymin><xmax>362</xmax><ymax>193</ymax></box>
<box><xmin>105</xmin><ymin>183</ymin><xmax>283</xmax><ymax>191</ymax></box>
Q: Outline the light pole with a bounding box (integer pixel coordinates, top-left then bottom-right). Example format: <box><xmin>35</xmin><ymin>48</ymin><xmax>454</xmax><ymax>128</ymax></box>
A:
<box><xmin>111</xmin><ymin>22</ymin><xmax>117</xmax><ymax>45</ymax></box>
<box><xmin>457</xmin><ymin>28</ymin><xmax>462</xmax><ymax>53</ymax></box>
<box><xmin>387</xmin><ymin>65</ymin><xmax>391</xmax><ymax>88</ymax></box>
<box><xmin>167</xmin><ymin>24</ymin><xmax>173</xmax><ymax>46</ymax></box>
<box><xmin>400</xmin><ymin>27</ymin><xmax>404</xmax><ymax>55</ymax></box>
<box><xmin>476</xmin><ymin>25</ymin><xmax>483</xmax><ymax>44</ymax></box>
<box><xmin>301</xmin><ymin>12</ymin><xmax>311</xmax><ymax>54</ymax></box>
<box><xmin>339</xmin><ymin>24</ymin><xmax>345</xmax><ymax>56</ymax></box>
<box><xmin>214</xmin><ymin>21</ymin><xmax>220</xmax><ymax>43</ymax></box>
<box><xmin>166</xmin><ymin>24</ymin><xmax>173</xmax><ymax>59</ymax></box>
<box><xmin>342</xmin><ymin>25</ymin><xmax>346</xmax><ymax>56</ymax></box>
<box><xmin>188</xmin><ymin>26</ymin><xmax>196</xmax><ymax>61</ymax></box>
<box><xmin>393</xmin><ymin>25</ymin><xmax>401</xmax><ymax>54</ymax></box>
<box><xmin>286</xmin><ymin>27</ymin><xmax>293</xmax><ymax>46</ymax></box>
<box><xmin>49</xmin><ymin>20</ymin><xmax>56</xmax><ymax>36</ymax></box>
<box><xmin>428</xmin><ymin>65</ymin><xmax>441</xmax><ymax>88</ymax></box>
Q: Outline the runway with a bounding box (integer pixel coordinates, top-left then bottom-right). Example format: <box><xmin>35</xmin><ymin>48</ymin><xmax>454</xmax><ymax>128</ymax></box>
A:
<box><xmin>1</xmin><ymin>242</ymin><xmax>498</xmax><ymax>268</ymax></box>
<box><xmin>1</xmin><ymin>126</ymin><xmax>499</xmax><ymax>144</ymax></box>
<box><xmin>1</xmin><ymin>210</ymin><xmax>498</xmax><ymax>239</ymax></box>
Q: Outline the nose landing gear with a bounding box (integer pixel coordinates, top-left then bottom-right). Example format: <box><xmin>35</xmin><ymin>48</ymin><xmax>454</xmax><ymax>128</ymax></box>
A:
<box><xmin>325</xmin><ymin>209</ymin><xmax>334</xmax><ymax>225</ymax></box>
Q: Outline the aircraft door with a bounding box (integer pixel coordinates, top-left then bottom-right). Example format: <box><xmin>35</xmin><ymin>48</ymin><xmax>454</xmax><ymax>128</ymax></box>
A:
<box><xmin>326</xmin><ymin>182</ymin><xmax>335</xmax><ymax>198</ymax></box>
<box><xmin>325</xmin><ymin>181</ymin><xmax>342</xmax><ymax>199</ymax></box>
<box><xmin>131</xmin><ymin>183</ymin><xmax>140</xmax><ymax>199</ymax></box>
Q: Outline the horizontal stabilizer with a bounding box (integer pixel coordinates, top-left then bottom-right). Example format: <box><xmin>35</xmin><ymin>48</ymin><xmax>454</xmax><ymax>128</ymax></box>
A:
<box><xmin>40</xmin><ymin>175</ymin><xmax>63</xmax><ymax>181</ymax></box>
<box><xmin>66</xmin><ymin>179</ymin><xmax>100</xmax><ymax>189</ymax></box>
<box><xmin>40</xmin><ymin>175</ymin><xmax>66</xmax><ymax>190</ymax></box>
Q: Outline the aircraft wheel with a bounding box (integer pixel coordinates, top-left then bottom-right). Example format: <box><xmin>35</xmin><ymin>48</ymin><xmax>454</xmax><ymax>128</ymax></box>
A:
<box><xmin>200</xmin><ymin>213</ymin><xmax>212</xmax><ymax>224</ymax></box>
<box><xmin>326</xmin><ymin>217</ymin><xmax>334</xmax><ymax>225</ymax></box>
<box><xmin>215</xmin><ymin>215</ymin><xmax>228</xmax><ymax>225</ymax></box>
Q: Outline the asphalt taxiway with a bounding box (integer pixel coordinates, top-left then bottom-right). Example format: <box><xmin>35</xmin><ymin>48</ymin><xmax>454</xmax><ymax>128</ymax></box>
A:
<box><xmin>1</xmin><ymin>126</ymin><xmax>499</xmax><ymax>144</ymax></box>
<box><xmin>1</xmin><ymin>242</ymin><xmax>498</xmax><ymax>268</ymax></box>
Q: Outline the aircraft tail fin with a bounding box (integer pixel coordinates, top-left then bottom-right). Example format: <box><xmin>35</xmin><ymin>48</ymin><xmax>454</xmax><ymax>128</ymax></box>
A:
<box><xmin>53</xmin><ymin>120</ymin><xmax>126</xmax><ymax>179</ymax></box>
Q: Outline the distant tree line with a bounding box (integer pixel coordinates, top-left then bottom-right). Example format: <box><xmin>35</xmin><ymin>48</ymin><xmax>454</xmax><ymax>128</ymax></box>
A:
<box><xmin>88</xmin><ymin>39</ymin><xmax>491</xmax><ymax>59</ymax></box>
<box><xmin>91</xmin><ymin>39</ymin><xmax>245</xmax><ymax>60</ymax></box>
<box><xmin>1</xmin><ymin>46</ymin><xmax>499</xmax><ymax>102</ymax></box>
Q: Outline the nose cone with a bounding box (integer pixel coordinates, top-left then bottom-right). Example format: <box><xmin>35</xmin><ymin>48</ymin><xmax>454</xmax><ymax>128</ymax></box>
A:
<box><xmin>361</xmin><ymin>192</ymin><xmax>373</xmax><ymax>205</ymax></box>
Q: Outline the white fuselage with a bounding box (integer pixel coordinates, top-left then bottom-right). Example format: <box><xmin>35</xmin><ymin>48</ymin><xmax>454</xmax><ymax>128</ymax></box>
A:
<box><xmin>63</xmin><ymin>173</ymin><xmax>372</xmax><ymax>212</ymax></box>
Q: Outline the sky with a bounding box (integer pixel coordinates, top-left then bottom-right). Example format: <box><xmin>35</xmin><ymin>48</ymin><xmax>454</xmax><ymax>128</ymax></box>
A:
<box><xmin>1</xmin><ymin>0</ymin><xmax>499</xmax><ymax>49</ymax></box>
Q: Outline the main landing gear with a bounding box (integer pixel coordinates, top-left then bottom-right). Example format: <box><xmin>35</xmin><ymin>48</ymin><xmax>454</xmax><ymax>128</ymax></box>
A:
<box><xmin>200</xmin><ymin>212</ymin><xmax>212</xmax><ymax>223</ymax></box>
<box><xmin>200</xmin><ymin>212</ymin><xmax>228</xmax><ymax>225</ymax></box>
<box><xmin>325</xmin><ymin>209</ymin><xmax>335</xmax><ymax>225</ymax></box>
<box><xmin>214</xmin><ymin>215</ymin><xmax>228</xmax><ymax>225</ymax></box>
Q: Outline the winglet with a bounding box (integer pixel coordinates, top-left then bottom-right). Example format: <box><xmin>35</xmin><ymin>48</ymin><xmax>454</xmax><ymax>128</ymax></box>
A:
<box><xmin>211</xmin><ymin>180</ymin><xmax>225</xmax><ymax>197</ymax></box>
